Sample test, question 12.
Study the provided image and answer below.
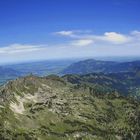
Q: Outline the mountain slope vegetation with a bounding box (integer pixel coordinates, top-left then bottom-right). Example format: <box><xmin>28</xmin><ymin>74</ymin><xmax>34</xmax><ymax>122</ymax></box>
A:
<box><xmin>63</xmin><ymin>71</ymin><xmax>140</xmax><ymax>98</ymax></box>
<box><xmin>0</xmin><ymin>74</ymin><xmax>140</xmax><ymax>139</ymax></box>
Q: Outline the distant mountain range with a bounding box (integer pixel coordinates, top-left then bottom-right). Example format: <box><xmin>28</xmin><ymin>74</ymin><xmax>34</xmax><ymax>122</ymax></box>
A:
<box><xmin>0</xmin><ymin>60</ymin><xmax>76</xmax><ymax>85</ymax></box>
<box><xmin>5</xmin><ymin>60</ymin><xmax>76</xmax><ymax>76</ymax></box>
<box><xmin>0</xmin><ymin>66</ymin><xmax>21</xmax><ymax>85</ymax></box>
<box><xmin>1</xmin><ymin>59</ymin><xmax>140</xmax><ymax>86</ymax></box>
<box><xmin>62</xmin><ymin>59</ymin><xmax>140</xmax><ymax>74</ymax></box>
<box><xmin>0</xmin><ymin>66</ymin><xmax>20</xmax><ymax>76</ymax></box>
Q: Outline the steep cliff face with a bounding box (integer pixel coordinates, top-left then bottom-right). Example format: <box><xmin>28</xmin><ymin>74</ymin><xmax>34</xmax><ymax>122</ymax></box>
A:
<box><xmin>0</xmin><ymin>75</ymin><xmax>140</xmax><ymax>140</ymax></box>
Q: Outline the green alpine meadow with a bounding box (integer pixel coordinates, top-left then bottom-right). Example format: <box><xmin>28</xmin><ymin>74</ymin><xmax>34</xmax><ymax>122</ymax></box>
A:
<box><xmin>0</xmin><ymin>73</ymin><xmax>140</xmax><ymax>139</ymax></box>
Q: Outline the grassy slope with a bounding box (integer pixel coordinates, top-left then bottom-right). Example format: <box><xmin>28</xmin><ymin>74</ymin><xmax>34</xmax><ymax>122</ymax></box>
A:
<box><xmin>0</xmin><ymin>75</ymin><xmax>140</xmax><ymax>140</ymax></box>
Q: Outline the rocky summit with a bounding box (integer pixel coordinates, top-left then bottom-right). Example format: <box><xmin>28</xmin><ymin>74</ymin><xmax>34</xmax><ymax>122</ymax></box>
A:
<box><xmin>0</xmin><ymin>74</ymin><xmax>140</xmax><ymax>140</ymax></box>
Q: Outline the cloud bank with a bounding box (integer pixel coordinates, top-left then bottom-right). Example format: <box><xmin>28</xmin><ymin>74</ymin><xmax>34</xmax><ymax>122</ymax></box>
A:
<box><xmin>54</xmin><ymin>30</ymin><xmax>135</xmax><ymax>45</ymax></box>
<box><xmin>0</xmin><ymin>30</ymin><xmax>140</xmax><ymax>64</ymax></box>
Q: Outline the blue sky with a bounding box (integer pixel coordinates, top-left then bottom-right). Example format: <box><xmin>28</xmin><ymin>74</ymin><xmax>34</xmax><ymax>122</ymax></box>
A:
<box><xmin>0</xmin><ymin>0</ymin><xmax>140</xmax><ymax>64</ymax></box>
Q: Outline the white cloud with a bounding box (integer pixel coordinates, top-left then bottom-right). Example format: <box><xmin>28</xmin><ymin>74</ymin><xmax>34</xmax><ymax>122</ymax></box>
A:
<box><xmin>54</xmin><ymin>30</ymin><xmax>93</xmax><ymax>37</ymax></box>
<box><xmin>54</xmin><ymin>30</ymin><xmax>133</xmax><ymax>44</ymax></box>
<box><xmin>0</xmin><ymin>44</ymin><xmax>45</xmax><ymax>54</ymax></box>
<box><xmin>102</xmin><ymin>32</ymin><xmax>131</xmax><ymax>44</ymax></box>
<box><xmin>55</xmin><ymin>31</ymin><xmax>74</xmax><ymax>36</ymax></box>
<box><xmin>71</xmin><ymin>39</ymin><xmax>94</xmax><ymax>46</ymax></box>
<box><xmin>0</xmin><ymin>30</ymin><xmax>140</xmax><ymax>64</ymax></box>
<box><xmin>130</xmin><ymin>30</ymin><xmax>140</xmax><ymax>42</ymax></box>
<box><xmin>131</xmin><ymin>30</ymin><xmax>140</xmax><ymax>36</ymax></box>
